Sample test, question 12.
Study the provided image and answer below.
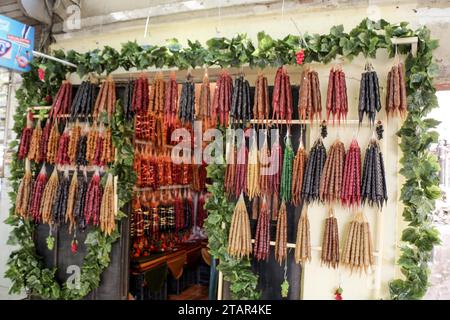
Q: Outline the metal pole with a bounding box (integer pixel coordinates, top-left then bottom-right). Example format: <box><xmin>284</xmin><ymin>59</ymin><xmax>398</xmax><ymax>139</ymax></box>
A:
<box><xmin>32</xmin><ymin>51</ymin><xmax>78</xmax><ymax>68</ymax></box>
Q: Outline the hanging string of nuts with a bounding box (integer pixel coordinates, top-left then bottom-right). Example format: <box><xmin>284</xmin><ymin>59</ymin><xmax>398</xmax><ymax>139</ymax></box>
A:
<box><xmin>197</xmin><ymin>72</ymin><xmax>213</xmax><ymax>128</ymax></box>
<box><xmin>15</xmin><ymin>160</ymin><xmax>32</xmax><ymax>218</ymax></box>
<box><xmin>358</xmin><ymin>63</ymin><xmax>381</xmax><ymax>126</ymax></box>
<box><xmin>93</xmin><ymin>76</ymin><xmax>116</xmax><ymax>120</ymax></box>
<box><xmin>269</xmin><ymin>140</ymin><xmax>283</xmax><ymax>195</ymax></box>
<box><xmin>70</xmin><ymin>81</ymin><xmax>97</xmax><ymax>120</ymax></box>
<box><xmin>386</xmin><ymin>62</ymin><xmax>407</xmax><ymax>118</ymax></box>
<box><xmin>73</xmin><ymin>171</ymin><xmax>88</xmax><ymax>231</ymax></box>
<box><xmin>86</xmin><ymin>124</ymin><xmax>99</xmax><ymax>164</ymax></box>
<box><xmin>132</xmin><ymin>74</ymin><xmax>150</xmax><ymax>115</ymax></box>
<box><xmin>76</xmin><ymin>133</ymin><xmax>88</xmax><ymax>166</ymax></box>
<box><xmin>234</xmin><ymin>141</ymin><xmax>248</xmax><ymax>198</ymax></box>
<box><xmin>280</xmin><ymin>133</ymin><xmax>294</xmax><ymax>203</ymax></box>
<box><xmin>49</xmin><ymin>80</ymin><xmax>72</xmax><ymax>120</ymax></box>
<box><xmin>227</xmin><ymin>193</ymin><xmax>252</xmax><ymax>259</ymax></box>
<box><xmin>321</xmin><ymin>208</ymin><xmax>339</xmax><ymax>269</ymax></box>
<box><xmin>46</xmin><ymin>122</ymin><xmax>60</xmax><ymax>164</ymax></box>
<box><xmin>326</xmin><ymin>66</ymin><xmax>348</xmax><ymax>125</ymax></box>
<box><xmin>259</xmin><ymin>138</ymin><xmax>271</xmax><ymax>196</ymax></box>
<box><xmin>38</xmin><ymin>123</ymin><xmax>51</xmax><ymax>163</ymax></box>
<box><xmin>18</xmin><ymin>113</ymin><xmax>34</xmax><ymax>160</ymax></box>
<box><xmin>275</xmin><ymin>201</ymin><xmax>288</xmax><ymax>265</ymax></box>
<box><xmin>361</xmin><ymin>138</ymin><xmax>388</xmax><ymax>208</ymax></box>
<box><xmin>52</xmin><ymin>170</ymin><xmax>70</xmax><ymax>225</ymax></box>
<box><xmin>29</xmin><ymin>165</ymin><xmax>48</xmax><ymax>223</ymax></box>
<box><xmin>295</xmin><ymin>205</ymin><xmax>311</xmax><ymax>264</ymax></box>
<box><xmin>225</xmin><ymin>143</ymin><xmax>236</xmax><ymax>196</ymax></box>
<box><xmin>148</xmin><ymin>73</ymin><xmax>166</xmax><ymax>115</ymax></box>
<box><xmin>253</xmin><ymin>74</ymin><xmax>270</xmax><ymax>123</ymax></box>
<box><xmin>40</xmin><ymin>167</ymin><xmax>59</xmax><ymax>225</ymax></box>
<box><xmin>100</xmin><ymin>173</ymin><xmax>115</xmax><ymax>235</ymax></box>
<box><xmin>56</xmin><ymin>127</ymin><xmax>70</xmax><ymax>165</ymax></box>
<box><xmin>341</xmin><ymin>139</ymin><xmax>362</xmax><ymax>208</ymax></box>
<box><xmin>65</xmin><ymin>170</ymin><xmax>78</xmax><ymax>234</ymax></box>
<box><xmin>178</xmin><ymin>73</ymin><xmax>195</xmax><ymax>124</ymax></box>
<box><xmin>164</xmin><ymin>72</ymin><xmax>179</xmax><ymax>126</ymax></box>
<box><xmin>123</xmin><ymin>80</ymin><xmax>134</xmax><ymax>121</ymax></box>
<box><xmin>272</xmin><ymin>66</ymin><xmax>293</xmax><ymax>123</ymax></box>
<box><xmin>254</xmin><ymin>196</ymin><xmax>270</xmax><ymax>261</ymax></box>
<box><xmin>213</xmin><ymin>71</ymin><xmax>233</xmax><ymax>127</ymax></box>
<box><xmin>101</xmin><ymin>127</ymin><xmax>114</xmax><ymax>164</ymax></box>
<box><xmin>319</xmin><ymin>139</ymin><xmax>345</xmax><ymax>204</ymax></box>
<box><xmin>291</xmin><ymin>140</ymin><xmax>307</xmax><ymax>206</ymax></box>
<box><xmin>298</xmin><ymin>68</ymin><xmax>322</xmax><ymax>122</ymax></box>
<box><xmin>342</xmin><ymin>212</ymin><xmax>374</xmax><ymax>274</ymax></box>
<box><xmin>246</xmin><ymin>133</ymin><xmax>260</xmax><ymax>199</ymax></box>
<box><xmin>67</xmin><ymin>124</ymin><xmax>81</xmax><ymax>164</ymax></box>
<box><xmin>28</xmin><ymin>119</ymin><xmax>42</xmax><ymax>162</ymax></box>
<box><xmin>230</xmin><ymin>75</ymin><xmax>252</xmax><ymax>125</ymax></box>
<box><xmin>301</xmin><ymin>138</ymin><xmax>327</xmax><ymax>204</ymax></box>
<box><xmin>84</xmin><ymin>171</ymin><xmax>102</xmax><ymax>226</ymax></box>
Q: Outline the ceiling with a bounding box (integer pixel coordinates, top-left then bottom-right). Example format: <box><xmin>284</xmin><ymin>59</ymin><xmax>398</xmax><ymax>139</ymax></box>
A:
<box><xmin>0</xmin><ymin>0</ymin><xmax>38</xmax><ymax>26</ymax></box>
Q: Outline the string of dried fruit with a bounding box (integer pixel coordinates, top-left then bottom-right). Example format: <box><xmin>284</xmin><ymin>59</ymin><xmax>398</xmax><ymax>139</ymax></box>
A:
<box><xmin>46</xmin><ymin>122</ymin><xmax>60</xmax><ymax>164</ymax></box>
<box><xmin>73</xmin><ymin>171</ymin><xmax>88</xmax><ymax>230</ymax></box>
<box><xmin>213</xmin><ymin>71</ymin><xmax>233</xmax><ymax>127</ymax></box>
<box><xmin>49</xmin><ymin>80</ymin><xmax>72</xmax><ymax>120</ymax></box>
<box><xmin>38</xmin><ymin>123</ymin><xmax>51</xmax><ymax>163</ymax></box>
<box><xmin>321</xmin><ymin>208</ymin><xmax>339</xmax><ymax>269</ymax></box>
<box><xmin>148</xmin><ymin>73</ymin><xmax>166</xmax><ymax>115</ymax></box>
<box><xmin>275</xmin><ymin>201</ymin><xmax>287</xmax><ymax>265</ymax></box>
<box><xmin>29</xmin><ymin>165</ymin><xmax>48</xmax><ymax>222</ymax></box>
<box><xmin>18</xmin><ymin>127</ymin><xmax>33</xmax><ymax>160</ymax></box>
<box><xmin>361</xmin><ymin>138</ymin><xmax>387</xmax><ymax>208</ymax></box>
<box><xmin>272</xmin><ymin>66</ymin><xmax>293</xmax><ymax>123</ymax></box>
<box><xmin>341</xmin><ymin>139</ymin><xmax>361</xmax><ymax>208</ymax></box>
<box><xmin>234</xmin><ymin>141</ymin><xmax>248</xmax><ymax>198</ymax></box>
<box><xmin>291</xmin><ymin>141</ymin><xmax>307</xmax><ymax>206</ymax></box>
<box><xmin>298</xmin><ymin>69</ymin><xmax>322</xmax><ymax>122</ymax></box>
<box><xmin>123</xmin><ymin>80</ymin><xmax>134</xmax><ymax>121</ymax></box>
<box><xmin>132</xmin><ymin>74</ymin><xmax>149</xmax><ymax>115</ymax></box>
<box><xmin>280</xmin><ymin>134</ymin><xmax>294</xmax><ymax>203</ymax></box>
<box><xmin>254</xmin><ymin>196</ymin><xmax>270</xmax><ymax>261</ymax></box>
<box><xmin>86</xmin><ymin>125</ymin><xmax>98</xmax><ymax>164</ymax></box>
<box><xmin>259</xmin><ymin>138</ymin><xmax>270</xmax><ymax>195</ymax></box>
<box><xmin>15</xmin><ymin>160</ymin><xmax>32</xmax><ymax>218</ymax></box>
<box><xmin>358</xmin><ymin>64</ymin><xmax>381</xmax><ymax>126</ymax></box>
<box><xmin>94</xmin><ymin>77</ymin><xmax>116</xmax><ymax>120</ymax></box>
<box><xmin>326</xmin><ymin>67</ymin><xmax>348</xmax><ymax>125</ymax></box>
<box><xmin>164</xmin><ymin>72</ymin><xmax>178</xmax><ymax>125</ymax></box>
<box><xmin>28</xmin><ymin>120</ymin><xmax>42</xmax><ymax>162</ymax></box>
<box><xmin>270</xmin><ymin>140</ymin><xmax>283</xmax><ymax>195</ymax></box>
<box><xmin>198</xmin><ymin>73</ymin><xmax>213</xmax><ymax>128</ymax></box>
<box><xmin>100</xmin><ymin>173</ymin><xmax>115</xmax><ymax>235</ymax></box>
<box><xmin>56</xmin><ymin>128</ymin><xmax>70</xmax><ymax>165</ymax></box>
<box><xmin>52</xmin><ymin>171</ymin><xmax>70</xmax><ymax>225</ymax></box>
<box><xmin>246</xmin><ymin>133</ymin><xmax>260</xmax><ymax>199</ymax></box>
<box><xmin>76</xmin><ymin>134</ymin><xmax>88</xmax><ymax>166</ymax></box>
<box><xmin>230</xmin><ymin>75</ymin><xmax>252</xmax><ymax>125</ymax></box>
<box><xmin>227</xmin><ymin>193</ymin><xmax>252</xmax><ymax>259</ymax></box>
<box><xmin>66</xmin><ymin>124</ymin><xmax>80</xmax><ymax>164</ymax></box>
<box><xmin>65</xmin><ymin>170</ymin><xmax>78</xmax><ymax>234</ymax></box>
<box><xmin>295</xmin><ymin>205</ymin><xmax>311</xmax><ymax>264</ymax></box>
<box><xmin>84</xmin><ymin>171</ymin><xmax>103</xmax><ymax>226</ymax></box>
<box><xmin>253</xmin><ymin>74</ymin><xmax>270</xmax><ymax>123</ymax></box>
<box><xmin>319</xmin><ymin>139</ymin><xmax>345</xmax><ymax>203</ymax></box>
<box><xmin>40</xmin><ymin>168</ymin><xmax>59</xmax><ymax>225</ymax></box>
<box><xmin>101</xmin><ymin>127</ymin><xmax>114</xmax><ymax>164</ymax></box>
<box><xmin>301</xmin><ymin>138</ymin><xmax>327</xmax><ymax>204</ymax></box>
<box><xmin>342</xmin><ymin>212</ymin><xmax>374</xmax><ymax>274</ymax></box>
<box><xmin>70</xmin><ymin>81</ymin><xmax>97</xmax><ymax>120</ymax></box>
<box><xmin>224</xmin><ymin>143</ymin><xmax>237</xmax><ymax>196</ymax></box>
<box><xmin>179</xmin><ymin>74</ymin><xmax>195</xmax><ymax>123</ymax></box>
<box><xmin>93</xmin><ymin>132</ymin><xmax>105</xmax><ymax>166</ymax></box>
<box><xmin>386</xmin><ymin>62</ymin><xmax>407</xmax><ymax>118</ymax></box>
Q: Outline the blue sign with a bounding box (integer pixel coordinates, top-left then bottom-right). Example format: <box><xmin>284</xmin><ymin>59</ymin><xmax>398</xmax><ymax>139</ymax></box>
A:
<box><xmin>0</xmin><ymin>14</ymin><xmax>34</xmax><ymax>72</ymax></box>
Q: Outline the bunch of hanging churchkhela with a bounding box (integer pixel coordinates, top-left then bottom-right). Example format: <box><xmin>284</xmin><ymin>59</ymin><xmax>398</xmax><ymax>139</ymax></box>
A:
<box><xmin>319</xmin><ymin>139</ymin><xmax>345</xmax><ymax>204</ymax></box>
<box><xmin>298</xmin><ymin>68</ymin><xmax>322</xmax><ymax>122</ymax></box>
<box><xmin>254</xmin><ymin>196</ymin><xmax>270</xmax><ymax>261</ymax></box>
<box><xmin>292</xmin><ymin>139</ymin><xmax>307</xmax><ymax>206</ymax></box>
<box><xmin>259</xmin><ymin>136</ymin><xmax>270</xmax><ymax>196</ymax></box>
<box><xmin>342</xmin><ymin>212</ymin><xmax>374</xmax><ymax>274</ymax></box>
<box><xmin>230</xmin><ymin>75</ymin><xmax>252</xmax><ymax>125</ymax></box>
<box><xmin>272</xmin><ymin>66</ymin><xmax>293</xmax><ymax>123</ymax></box>
<box><xmin>341</xmin><ymin>139</ymin><xmax>361</xmax><ymax>207</ymax></box>
<box><xmin>73</xmin><ymin>171</ymin><xmax>88</xmax><ymax>230</ymax></box>
<box><xmin>301</xmin><ymin>138</ymin><xmax>327</xmax><ymax>203</ymax></box>
<box><xmin>386</xmin><ymin>62</ymin><xmax>407</xmax><ymax>118</ymax></box>
<box><xmin>321</xmin><ymin>208</ymin><xmax>340</xmax><ymax>269</ymax></box>
<box><xmin>86</xmin><ymin>124</ymin><xmax>98</xmax><ymax>164</ymax></box>
<box><xmin>56</xmin><ymin>127</ymin><xmax>70</xmax><ymax>165</ymax></box>
<box><xmin>65</xmin><ymin>171</ymin><xmax>78</xmax><ymax>234</ymax></box>
<box><xmin>84</xmin><ymin>171</ymin><xmax>102</xmax><ymax>226</ymax></box>
<box><xmin>101</xmin><ymin>127</ymin><xmax>114</xmax><ymax>164</ymax></box>
<box><xmin>28</xmin><ymin>120</ymin><xmax>42</xmax><ymax>162</ymax></box>
<box><xmin>46</xmin><ymin>122</ymin><xmax>60</xmax><ymax>164</ymax></box>
<box><xmin>225</xmin><ymin>139</ymin><xmax>237</xmax><ymax>196</ymax></box>
<box><xmin>326</xmin><ymin>67</ymin><xmax>348</xmax><ymax>125</ymax></box>
<box><xmin>271</xmin><ymin>192</ymin><xmax>278</xmax><ymax>221</ymax></box>
<box><xmin>123</xmin><ymin>80</ymin><xmax>134</xmax><ymax>121</ymax></box>
<box><xmin>197</xmin><ymin>72</ymin><xmax>213</xmax><ymax>129</ymax></box>
<box><xmin>93</xmin><ymin>76</ymin><xmax>116</xmax><ymax>120</ymax></box>
<box><xmin>213</xmin><ymin>71</ymin><xmax>233</xmax><ymax>127</ymax></box>
<box><xmin>253</xmin><ymin>74</ymin><xmax>270</xmax><ymax>123</ymax></box>
<box><xmin>227</xmin><ymin>193</ymin><xmax>252</xmax><ymax>259</ymax></box>
<box><xmin>41</xmin><ymin>168</ymin><xmax>59</xmax><ymax>225</ymax></box>
<box><xmin>67</xmin><ymin>123</ymin><xmax>81</xmax><ymax>164</ymax></box>
<box><xmin>92</xmin><ymin>128</ymin><xmax>104</xmax><ymax>166</ymax></box>
<box><xmin>52</xmin><ymin>170</ymin><xmax>70</xmax><ymax>225</ymax></box>
<box><xmin>178</xmin><ymin>73</ymin><xmax>195</xmax><ymax>124</ymax></box>
<box><xmin>76</xmin><ymin>132</ymin><xmax>88</xmax><ymax>166</ymax></box>
<box><xmin>270</xmin><ymin>139</ymin><xmax>283</xmax><ymax>196</ymax></box>
<box><xmin>295</xmin><ymin>205</ymin><xmax>311</xmax><ymax>264</ymax></box>
<box><xmin>149</xmin><ymin>73</ymin><xmax>166</xmax><ymax>116</ymax></box>
<box><xmin>18</xmin><ymin>113</ymin><xmax>33</xmax><ymax>160</ymax></box>
<box><xmin>280</xmin><ymin>133</ymin><xmax>294</xmax><ymax>203</ymax></box>
<box><xmin>233</xmin><ymin>140</ymin><xmax>248</xmax><ymax>198</ymax></box>
<box><xmin>358</xmin><ymin>63</ymin><xmax>381</xmax><ymax>126</ymax></box>
<box><xmin>100</xmin><ymin>173</ymin><xmax>115</xmax><ymax>235</ymax></box>
<box><xmin>70</xmin><ymin>81</ymin><xmax>97</xmax><ymax>120</ymax></box>
<box><xmin>132</xmin><ymin>74</ymin><xmax>149</xmax><ymax>115</ymax></box>
<box><xmin>361</xmin><ymin>138</ymin><xmax>387</xmax><ymax>208</ymax></box>
<box><xmin>49</xmin><ymin>80</ymin><xmax>72</xmax><ymax>120</ymax></box>
<box><xmin>38</xmin><ymin>123</ymin><xmax>51</xmax><ymax>163</ymax></box>
<box><xmin>164</xmin><ymin>72</ymin><xmax>179</xmax><ymax>126</ymax></box>
<box><xmin>15</xmin><ymin>160</ymin><xmax>32</xmax><ymax>218</ymax></box>
<box><xmin>275</xmin><ymin>201</ymin><xmax>288</xmax><ymax>265</ymax></box>
<box><xmin>29</xmin><ymin>165</ymin><xmax>48</xmax><ymax>222</ymax></box>
<box><xmin>246</xmin><ymin>133</ymin><xmax>260</xmax><ymax>199</ymax></box>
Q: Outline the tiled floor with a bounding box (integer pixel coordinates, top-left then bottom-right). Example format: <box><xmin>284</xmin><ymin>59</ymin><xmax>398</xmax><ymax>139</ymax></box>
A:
<box><xmin>168</xmin><ymin>284</ymin><xmax>209</xmax><ymax>300</ymax></box>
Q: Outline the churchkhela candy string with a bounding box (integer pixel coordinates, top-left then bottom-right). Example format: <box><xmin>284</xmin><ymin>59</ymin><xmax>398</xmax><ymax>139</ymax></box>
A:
<box><xmin>272</xmin><ymin>66</ymin><xmax>293</xmax><ymax>123</ymax></box>
<box><xmin>213</xmin><ymin>71</ymin><xmax>233</xmax><ymax>127</ymax></box>
<box><xmin>100</xmin><ymin>173</ymin><xmax>115</xmax><ymax>235</ymax></box>
<box><xmin>178</xmin><ymin>73</ymin><xmax>195</xmax><ymax>124</ymax></box>
<box><xmin>298</xmin><ymin>68</ymin><xmax>322</xmax><ymax>122</ymax></box>
<box><xmin>73</xmin><ymin>170</ymin><xmax>88</xmax><ymax>231</ymax></box>
<box><xmin>246</xmin><ymin>132</ymin><xmax>260</xmax><ymax>199</ymax></box>
<box><xmin>18</xmin><ymin>112</ymin><xmax>33</xmax><ymax>160</ymax></box>
<box><xmin>301</xmin><ymin>137</ymin><xmax>327</xmax><ymax>204</ymax></box>
<box><xmin>84</xmin><ymin>171</ymin><xmax>102</xmax><ymax>226</ymax></box>
<box><xmin>29</xmin><ymin>165</ymin><xmax>48</xmax><ymax>223</ymax></box>
<box><xmin>52</xmin><ymin>170</ymin><xmax>70</xmax><ymax>225</ymax></box>
<box><xmin>253</xmin><ymin>74</ymin><xmax>270</xmax><ymax>123</ymax></box>
<box><xmin>28</xmin><ymin>119</ymin><xmax>42</xmax><ymax>162</ymax></box>
<box><xmin>70</xmin><ymin>81</ymin><xmax>97</xmax><ymax>120</ymax></box>
<box><xmin>15</xmin><ymin>160</ymin><xmax>32</xmax><ymax>218</ymax></box>
<box><xmin>280</xmin><ymin>133</ymin><xmax>294</xmax><ymax>203</ymax></box>
<box><xmin>326</xmin><ymin>66</ymin><xmax>348</xmax><ymax>125</ymax></box>
<box><xmin>386</xmin><ymin>62</ymin><xmax>407</xmax><ymax>118</ymax></box>
<box><xmin>40</xmin><ymin>167</ymin><xmax>59</xmax><ymax>225</ymax></box>
<box><xmin>230</xmin><ymin>75</ymin><xmax>252</xmax><ymax>125</ymax></box>
<box><xmin>93</xmin><ymin>76</ymin><xmax>116</xmax><ymax>120</ymax></box>
<box><xmin>65</xmin><ymin>170</ymin><xmax>78</xmax><ymax>234</ymax></box>
<box><xmin>164</xmin><ymin>72</ymin><xmax>179</xmax><ymax>127</ymax></box>
<box><xmin>49</xmin><ymin>80</ymin><xmax>72</xmax><ymax>120</ymax></box>
<box><xmin>275</xmin><ymin>201</ymin><xmax>288</xmax><ymax>265</ymax></box>
<box><xmin>291</xmin><ymin>139</ymin><xmax>307</xmax><ymax>206</ymax></box>
<box><xmin>295</xmin><ymin>205</ymin><xmax>311</xmax><ymax>264</ymax></box>
<box><xmin>321</xmin><ymin>208</ymin><xmax>340</xmax><ymax>269</ymax></box>
<box><xmin>227</xmin><ymin>193</ymin><xmax>252</xmax><ymax>259</ymax></box>
<box><xmin>319</xmin><ymin>139</ymin><xmax>345</xmax><ymax>204</ymax></box>
<box><xmin>358</xmin><ymin>63</ymin><xmax>381</xmax><ymax>126</ymax></box>
<box><xmin>341</xmin><ymin>139</ymin><xmax>361</xmax><ymax>208</ymax></box>
<box><xmin>361</xmin><ymin>137</ymin><xmax>387</xmax><ymax>208</ymax></box>
<box><xmin>197</xmin><ymin>72</ymin><xmax>213</xmax><ymax>129</ymax></box>
<box><xmin>254</xmin><ymin>196</ymin><xmax>270</xmax><ymax>261</ymax></box>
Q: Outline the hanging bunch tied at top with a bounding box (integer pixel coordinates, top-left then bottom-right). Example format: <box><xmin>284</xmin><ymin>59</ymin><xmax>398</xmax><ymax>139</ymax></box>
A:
<box><xmin>361</xmin><ymin>137</ymin><xmax>387</xmax><ymax>208</ymax></box>
<box><xmin>213</xmin><ymin>70</ymin><xmax>233</xmax><ymax>127</ymax></box>
<box><xmin>358</xmin><ymin>63</ymin><xmax>381</xmax><ymax>126</ymax></box>
<box><xmin>326</xmin><ymin>66</ymin><xmax>348</xmax><ymax>125</ymax></box>
<box><xmin>179</xmin><ymin>73</ymin><xmax>195</xmax><ymax>124</ymax></box>
<box><xmin>230</xmin><ymin>74</ymin><xmax>252</xmax><ymax>125</ymax></box>
<box><xmin>298</xmin><ymin>68</ymin><xmax>321</xmax><ymax>122</ymax></box>
<box><xmin>272</xmin><ymin>66</ymin><xmax>293</xmax><ymax>123</ymax></box>
<box><xmin>386</xmin><ymin>61</ymin><xmax>407</xmax><ymax>118</ymax></box>
<box><xmin>93</xmin><ymin>76</ymin><xmax>116</xmax><ymax>120</ymax></box>
<box><xmin>302</xmin><ymin>133</ymin><xmax>327</xmax><ymax>203</ymax></box>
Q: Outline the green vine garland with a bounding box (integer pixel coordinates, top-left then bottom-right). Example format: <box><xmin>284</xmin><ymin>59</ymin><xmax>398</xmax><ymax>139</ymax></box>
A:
<box><xmin>5</xmin><ymin>18</ymin><xmax>440</xmax><ymax>300</ymax></box>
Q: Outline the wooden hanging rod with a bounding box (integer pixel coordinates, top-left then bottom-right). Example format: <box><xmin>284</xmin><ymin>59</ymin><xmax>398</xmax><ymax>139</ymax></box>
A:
<box><xmin>134</xmin><ymin>185</ymin><xmax>191</xmax><ymax>192</ymax></box>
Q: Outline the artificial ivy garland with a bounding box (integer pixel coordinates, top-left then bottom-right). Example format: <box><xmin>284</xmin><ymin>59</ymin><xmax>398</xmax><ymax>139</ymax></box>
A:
<box><xmin>5</xmin><ymin>18</ymin><xmax>440</xmax><ymax>300</ymax></box>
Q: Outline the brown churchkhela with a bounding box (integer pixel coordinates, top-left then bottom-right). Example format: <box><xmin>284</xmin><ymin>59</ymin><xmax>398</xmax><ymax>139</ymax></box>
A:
<box><xmin>227</xmin><ymin>194</ymin><xmax>252</xmax><ymax>259</ymax></box>
<box><xmin>299</xmin><ymin>68</ymin><xmax>322</xmax><ymax>122</ymax></box>
<box><xmin>319</xmin><ymin>139</ymin><xmax>345</xmax><ymax>204</ymax></box>
<box><xmin>321</xmin><ymin>208</ymin><xmax>340</xmax><ymax>269</ymax></box>
<box><xmin>386</xmin><ymin>62</ymin><xmax>407</xmax><ymax>118</ymax></box>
